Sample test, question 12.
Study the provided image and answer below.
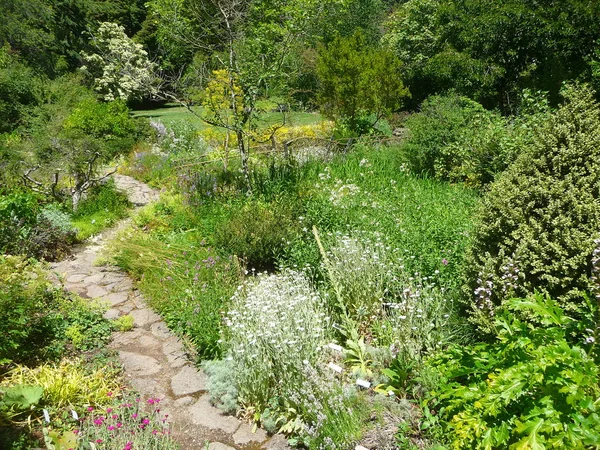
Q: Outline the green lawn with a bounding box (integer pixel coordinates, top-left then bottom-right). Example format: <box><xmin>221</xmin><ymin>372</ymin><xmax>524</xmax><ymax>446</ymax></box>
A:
<box><xmin>132</xmin><ymin>104</ymin><xmax>324</xmax><ymax>129</ymax></box>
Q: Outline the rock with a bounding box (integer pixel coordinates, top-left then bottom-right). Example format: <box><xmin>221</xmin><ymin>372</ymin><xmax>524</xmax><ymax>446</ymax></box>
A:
<box><xmin>84</xmin><ymin>273</ymin><xmax>105</xmax><ymax>284</ymax></box>
<box><xmin>111</xmin><ymin>329</ymin><xmax>144</xmax><ymax>347</ymax></box>
<box><xmin>138</xmin><ymin>335</ymin><xmax>160</xmax><ymax>348</ymax></box>
<box><xmin>173</xmin><ymin>396</ymin><xmax>194</xmax><ymax>407</ymax></box>
<box><xmin>265</xmin><ymin>435</ymin><xmax>292</xmax><ymax>450</ymax></box>
<box><xmin>118</xmin><ymin>351</ymin><xmax>161</xmax><ymax>376</ymax></box>
<box><xmin>130</xmin><ymin>308</ymin><xmax>162</xmax><ymax>327</ymax></box>
<box><xmin>171</xmin><ymin>366</ymin><xmax>207</xmax><ymax>397</ymax></box>
<box><xmin>163</xmin><ymin>339</ymin><xmax>186</xmax><ymax>368</ymax></box>
<box><xmin>103</xmin><ymin>309</ymin><xmax>120</xmax><ymax>320</ymax></box>
<box><xmin>86</xmin><ymin>284</ymin><xmax>108</xmax><ymax>298</ymax></box>
<box><xmin>151</xmin><ymin>322</ymin><xmax>172</xmax><ymax>339</ymax></box>
<box><xmin>208</xmin><ymin>443</ymin><xmax>235</xmax><ymax>450</ymax></box>
<box><xmin>233</xmin><ymin>423</ymin><xmax>268</xmax><ymax>445</ymax></box>
<box><xmin>187</xmin><ymin>396</ymin><xmax>241</xmax><ymax>434</ymax></box>
<box><xmin>66</xmin><ymin>273</ymin><xmax>88</xmax><ymax>283</ymax></box>
<box><xmin>104</xmin><ymin>292</ymin><xmax>129</xmax><ymax>306</ymax></box>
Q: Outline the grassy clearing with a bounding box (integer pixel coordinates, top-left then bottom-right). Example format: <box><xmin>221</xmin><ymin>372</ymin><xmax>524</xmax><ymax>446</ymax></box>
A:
<box><xmin>132</xmin><ymin>104</ymin><xmax>323</xmax><ymax>129</ymax></box>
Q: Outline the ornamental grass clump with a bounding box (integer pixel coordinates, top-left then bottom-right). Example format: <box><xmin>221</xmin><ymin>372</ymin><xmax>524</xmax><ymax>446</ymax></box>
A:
<box><xmin>224</xmin><ymin>270</ymin><xmax>329</xmax><ymax>412</ymax></box>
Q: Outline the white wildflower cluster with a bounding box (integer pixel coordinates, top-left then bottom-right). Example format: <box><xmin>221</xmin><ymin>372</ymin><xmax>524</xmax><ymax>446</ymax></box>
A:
<box><xmin>329</xmin><ymin>180</ymin><xmax>361</xmax><ymax>206</ymax></box>
<box><xmin>381</xmin><ymin>270</ymin><xmax>456</xmax><ymax>358</ymax></box>
<box><xmin>323</xmin><ymin>232</ymin><xmax>393</xmax><ymax>322</ymax></box>
<box><xmin>324</xmin><ymin>232</ymin><xmax>457</xmax><ymax>358</ymax></box>
<box><xmin>225</xmin><ymin>270</ymin><xmax>330</xmax><ymax>409</ymax></box>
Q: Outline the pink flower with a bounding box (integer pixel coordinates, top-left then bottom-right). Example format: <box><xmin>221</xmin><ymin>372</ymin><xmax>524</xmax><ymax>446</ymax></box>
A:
<box><xmin>132</xmin><ymin>413</ymin><xmax>138</xmax><ymax>419</ymax></box>
<box><xmin>142</xmin><ymin>418</ymin><xmax>150</xmax><ymax>425</ymax></box>
<box><xmin>107</xmin><ymin>391</ymin><xmax>113</xmax><ymax>397</ymax></box>
<box><xmin>107</xmin><ymin>408</ymin><xmax>113</xmax><ymax>413</ymax></box>
<box><xmin>87</xmin><ymin>407</ymin><xmax>94</xmax><ymax>412</ymax></box>
<box><xmin>117</xmin><ymin>422</ymin><xmax>123</xmax><ymax>428</ymax></box>
<box><xmin>73</xmin><ymin>430</ymin><xmax>79</xmax><ymax>435</ymax></box>
<box><xmin>108</xmin><ymin>425</ymin><xmax>115</xmax><ymax>431</ymax></box>
<box><xmin>442</xmin><ymin>258</ymin><xmax>449</xmax><ymax>265</ymax></box>
<box><xmin>124</xmin><ymin>442</ymin><xmax>133</xmax><ymax>450</ymax></box>
<box><xmin>112</xmin><ymin>414</ymin><xmax>118</xmax><ymax>419</ymax></box>
<box><xmin>96</xmin><ymin>439</ymin><xmax>103</xmax><ymax>444</ymax></box>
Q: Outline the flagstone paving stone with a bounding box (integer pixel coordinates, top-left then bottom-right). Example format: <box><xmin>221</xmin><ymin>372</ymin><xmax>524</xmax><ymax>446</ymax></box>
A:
<box><xmin>49</xmin><ymin>174</ymin><xmax>291</xmax><ymax>450</ymax></box>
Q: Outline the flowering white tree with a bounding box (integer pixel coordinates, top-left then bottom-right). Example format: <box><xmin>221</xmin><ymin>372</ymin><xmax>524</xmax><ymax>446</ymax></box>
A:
<box><xmin>82</xmin><ymin>22</ymin><xmax>156</xmax><ymax>102</ymax></box>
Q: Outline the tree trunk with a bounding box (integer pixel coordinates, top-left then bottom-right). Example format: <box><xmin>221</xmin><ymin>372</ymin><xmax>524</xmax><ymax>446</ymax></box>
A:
<box><xmin>237</xmin><ymin>130</ymin><xmax>250</xmax><ymax>191</ymax></box>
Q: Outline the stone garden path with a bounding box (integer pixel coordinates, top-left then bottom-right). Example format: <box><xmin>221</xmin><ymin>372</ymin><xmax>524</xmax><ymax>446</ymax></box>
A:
<box><xmin>51</xmin><ymin>174</ymin><xmax>289</xmax><ymax>450</ymax></box>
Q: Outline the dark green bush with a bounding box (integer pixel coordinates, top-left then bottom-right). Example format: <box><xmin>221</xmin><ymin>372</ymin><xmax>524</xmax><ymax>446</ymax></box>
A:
<box><xmin>0</xmin><ymin>47</ymin><xmax>43</xmax><ymax>133</ymax></box>
<box><xmin>402</xmin><ymin>94</ymin><xmax>518</xmax><ymax>186</ymax></box>
<box><xmin>468</xmin><ymin>84</ymin><xmax>600</xmax><ymax>312</ymax></box>
<box><xmin>214</xmin><ymin>198</ymin><xmax>301</xmax><ymax>270</ymax></box>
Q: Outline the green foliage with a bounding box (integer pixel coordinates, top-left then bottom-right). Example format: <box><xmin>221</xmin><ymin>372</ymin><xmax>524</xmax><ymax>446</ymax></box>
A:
<box><xmin>64</xmin><ymin>98</ymin><xmax>143</xmax><ymax>156</ymax></box>
<box><xmin>317</xmin><ymin>31</ymin><xmax>410</xmax><ymax>135</ymax></box>
<box><xmin>0</xmin><ymin>385</ymin><xmax>44</xmax><ymax>424</ymax></box>
<box><xmin>0</xmin><ymin>256</ymin><xmax>63</xmax><ymax>364</ymax></box>
<box><xmin>71</xmin><ymin>180</ymin><xmax>131</xmax><ymax>240</ymax></box>
<box><xmin>383</xmin><ymin>0</ymin><xmax>600</xmax><ymax>110</ymax></box>
<box><xmin>468</xmin><ymin>84</ymin><xmax>600</xmax><ymax>312</ymax></box>
<box><xmin>0</xmin><ymin>255</ymin><xmax>115</xmax><ymax>365</ymax></box>
<box><xmin>214</xmin><ymin>198</ymin><xmax>301</xmax><ymax>270</ymax></box>
<box><xmin>0</xmin><ymin>46</ymin><xmax>43</xmax><ymax>133</ymax></box>
<box><xmin>401</xmin><ymin>94</ymin><xmax>525</xmax><ymax>186</ymax></box>
<box><xmin>426</xmin><ymin>295</ymin><xmax>600</xmax><ymax>449</ymax></box>
<box><xmin>2</xmin><ymin>360</ymin><xmax>122</xmax><ymax>411</ymax></box>
<box><xmin>111</xmin><ymin>225</ymin><xmax>241</xmax><ymax>359</ymax></box>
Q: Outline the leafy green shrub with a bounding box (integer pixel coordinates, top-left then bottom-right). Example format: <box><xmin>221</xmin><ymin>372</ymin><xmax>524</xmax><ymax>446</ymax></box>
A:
<box><xmin>0</xmin><ymin>256</ymin><xmax>114</xmax><ymax>364</ymax></box>
<box><xmin>402</xmin><ymin>94</ymin><xmax>521</xmax><ymax>186</ymax></box>
<box><xmin>214</xmin><ymin>198</ymin><xmax>301</xmax><ymax>270</ymax></box>
<box><xmin>425</xmin><ymin>295</ymin><xmax>600</xmax><ymax>449</ymax></box>
<box><xmin>0</xmin><ymin>193</ymin><xmax>77</xmax><ymax>260</ymax></box>
<box><xmin>0</xmin><ymin>191</ymin><xmax>41</xmax><ymax>255</ymax></box>
<box><xmin>0</xmin><ymin>47</ymin><xmax>42</xmax><ymax>133</ymax></box>
<box><xmin>64</xmin><ymin>98</ymin><xmax>147</xmax><ymax>157</ymax></box>
<box><xmin>468</xmin><ymin>84</ymin><xmax>600</xmax><ymax>312</ymax></box>
<box><xmin>0</xmin><ymin>256</ymin><xmax>63</xmax><ymax>364</ymax></box>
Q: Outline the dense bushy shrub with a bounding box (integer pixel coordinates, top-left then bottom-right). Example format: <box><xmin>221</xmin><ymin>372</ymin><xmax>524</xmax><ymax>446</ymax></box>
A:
<box><xmin>214</xmin><ymin>198</ymin><xmax>301</xmax><ymax>270</ymax></box>
<box><xmin>0</xmin><ymin>256</ymin><xmax>114</xmax><ymax>365</ymax></box>
<box><xmin>220</xmin><ymin>270</ymin><xmax>363</xmax><ymax>448</ymax></box>
<box><xmin>426</xmin><ymin>296</ymin><xmax>600</xmax><ymax>449</ymax></box>
<box><xmin>0</xmin><ymin>192</ymin><xmax>76</xmax><ymax>260</ymax></box>
<box><xmin>0</xmin><ymin>47</ymin><xmax>42</xmax><ymax>133</ymax></box>
<box><xmin>0</xmin><ymin>256</ymin><xmax>63</xmax><ymax>364</ymax></box>
<box><xmin>468</xmin><ymin>84</ymin><xmax>600</xmax><ymax>313</ymax></box>
<box><xmin>402</xmin><ymin>94</ymin><xmax>522</xmax><ymax>186</ymax></box>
